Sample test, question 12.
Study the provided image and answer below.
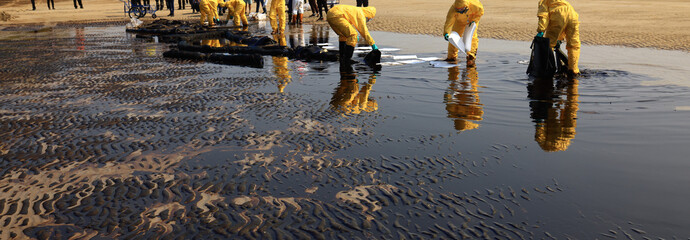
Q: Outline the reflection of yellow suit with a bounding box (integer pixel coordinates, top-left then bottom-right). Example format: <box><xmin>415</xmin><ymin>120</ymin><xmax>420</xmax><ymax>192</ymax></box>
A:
<box><xmin>443</xmin><ymin>0</ymin><xmax>483</xmax><ymax>60</ymax></box>
<box><xmin>444</xmin><ymin>66</ymin><xmax>482</xmax><ymax>131</ymax></box>
<box><xmin>533</xmin><ymin>79</ymin><xmax>579</xmax><ymax>152</ymax></box>
<box><xmin>326</xmin><ymin>5</ymin><xmax>376</xmax><ymax>47</ymax></box>
<box><xmin>220</xmin><ymin>0</ymin><xmax>248</xmax><ymax>26</ymax></box>
<box><xmin>201</xmin><ymin>39</ymin><xmax>222</xmax><ymax>47</ymax></box>
<box><xmin>272</xmin><ymin>56</ymin><xmax>291</xmax><ymax>93</ymax></box>
<box><xmin>268</xmin><ymin>0</ymin><xmax>286</xmax><ymax>34</ymax></box>
<box><xmin>538</xmin><ymin>0</ymin><xmax>580</xmax><ymax>74</ymax></box>
<box><xmin>331</xmin><ymin>74</ymin><xmax>378</xmax><ymax>115</ymax></box>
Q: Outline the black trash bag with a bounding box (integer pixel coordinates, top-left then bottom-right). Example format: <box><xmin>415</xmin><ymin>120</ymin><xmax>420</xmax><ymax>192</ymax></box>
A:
<box><xmin>208</xmin><ymin>53</ymin><xmax>264</xmax><ymax>68</ymax></box>
<box><xmin>163</xmin><ymin>49</ymin><xmax>207</xmax><ymax>61</ymax></box>
<box><xmin>526</xmin><ymin>36</ymin><xmax>556</xmax><ymax>78</ymax></box>
<box><xmin>363</xmin><ymin>49</ymin><xmax>381</xmax><ymax>68</ymax></box>
<box><xmin>293</xmin><ymin>45</ymin><xmax>322</xmax><ymax>60</ymax></box>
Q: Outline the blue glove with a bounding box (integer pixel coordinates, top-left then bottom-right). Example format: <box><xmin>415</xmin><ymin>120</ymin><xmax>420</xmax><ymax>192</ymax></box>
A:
<box><xmin>444</xmin><ymin>33</ymin><xmax>449</xmax><ymax>41</ymax></box>
<box><xmin>371</xmin><ymin>44</ymin><xmax>378</xmax><ymax>50</ymax></box>
<box><xmin>536</xmin><ymin>32</ymin><xmax>544</xmax><ymax>37</ymax></box>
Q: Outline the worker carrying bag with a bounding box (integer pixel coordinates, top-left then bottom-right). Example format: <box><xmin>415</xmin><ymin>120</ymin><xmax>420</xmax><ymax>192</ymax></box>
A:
<box><xmin>526</xmin><ymin>36</ymin><xmax>556</xmax><ymax>78</ymax></box>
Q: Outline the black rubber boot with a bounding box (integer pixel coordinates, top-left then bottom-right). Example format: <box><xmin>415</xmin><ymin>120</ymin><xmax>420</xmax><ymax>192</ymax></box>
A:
<box><xmin>339</xmin><ymin>43</ymin><xmax>355</xmax><ymax>65</ymax></box>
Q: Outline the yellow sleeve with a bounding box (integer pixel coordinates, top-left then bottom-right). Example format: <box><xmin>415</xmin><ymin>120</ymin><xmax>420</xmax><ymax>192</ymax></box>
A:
<box><xmin>468</xmin><ymin>2</ymin><xmax>483</xmax><ymax>23</ymax></box>
<box><xmin>537</xmin><ymin>0</ymin><xmax>549</xmax><ymax>32</ymax></box>
<box><xmin>355</xmin><ymin>10</ymin><xmax>375</xmax><ymax>45</ymax></box>
<box><xmin>443</xmin><ymin>6</ymin><xmax>457</xmax><ymax>35</ymax></box>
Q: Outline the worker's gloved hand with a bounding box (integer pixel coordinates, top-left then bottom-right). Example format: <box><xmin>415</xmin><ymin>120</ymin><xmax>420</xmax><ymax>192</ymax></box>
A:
<box><xmin>469</xmin><ymin>21</ymin><xmax>475</xmax><ymax>26</ymax></box>
<box><xmin>444</xmin><ymin>33</ymin><xmax>449</xmax><ymax>41</ymax></box>
<box><xmin>371</xmin><ymin>44</ymin><xmax>378</xmax><ymax>50</ymax></box>
<box><xmin>536</xmin><ymin>32</ymin><xmax>544</xmax><ymax>37</ymax></box>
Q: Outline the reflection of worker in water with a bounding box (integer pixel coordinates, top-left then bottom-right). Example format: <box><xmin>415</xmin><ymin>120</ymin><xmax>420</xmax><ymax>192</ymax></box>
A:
<box><xmin>443</xmin><ymin>0</ymin><xmax>483</xmax><ymax>65</ymax></box>
<box><xmin>75</xmin><ymin>28</ymin><xmax>85</xmax><ymax>51</ymax></box>
<box><xmin>309</xmin><ymin>24</ymin><xmax>330</xmax><ymax>46</ymax></box>
<box><xmin>272</xmin><ymin>56</ymin><xmax>291</xmax><ymax>93</ymax></box>
<box><xmin>268</xmin><ymin>0</ymin><xmax>286</xmax><ymax>34</ymax></box>
<box><xmin>528</xmin><ymin>77</ymin><xmax>579</xmax><ymax>152</ymax></box>
<box><xmin>331</xmin><ymin>72</ymin><xmax>378</xmax><ymax>115</ymax></box>
<box><xmin>272</xmin><ymin>33</ymin><xmax>290</xmax><ymax>93</ymax></box>
<box><xmin>220</xmin><ymin>0</ymin><xmax>248</xmax><ymax>27</ymax></box>
<box><xmin>444</xmin><ymin>65</ymin><xmax>483</xmax><ymax>131</ymax></box>
<box><xmin>326</xmin><ymin>5</ymin><xmax>377</xmax><ymax>65</ymax></box>
<box><xmin>201</xmin><ymin>39</ymin><xmax>222</xmax><ymax>47</ymax></box>
<box><xmin>289</xmin><ymin>25</ymin><xmax>305</xmax><ymax>48</ymax></box>
<box><xmin>536</xmin><ymin>0</ymin><xmax>580</xmax><ymax>75</ymax></box>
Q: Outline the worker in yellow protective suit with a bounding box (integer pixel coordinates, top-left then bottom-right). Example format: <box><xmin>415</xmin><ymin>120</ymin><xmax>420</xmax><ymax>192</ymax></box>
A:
<box><xmin>528</xmin><ymin>77</ymin><xmax>579</xmax><ymax>152</ymax></box>
<box><xmin>219</xmin><ymin>0</ymin><xmax>248</xmax><ymax>27</ymax></box>
<box><xmin>444</xmin><ymin>65</ymin><xmax>483</xmax><ymax>131</ymax></box>
<box><xmin>199</xmin><ymin>0</ymin><xmax>217</xmax><ymax>26</ymax></box>
<box><xmin>210</xmin><ymin>0</ymin><xmax>220</xmax><ymax>23</ymax></box>
<box><xmin>326</xmin><ymin>5</ymin><xmax>377</xmax><ymax>65</ymax></box>
<box><xmin>268</xmin><ymin>0</ymin><xmax>286</xmax><ymax>34</ymax></box>
<box><xmin>536</xmin><ymin>0</ymin><xmax>580</xmax><ymax>75</ymax></box>
<box><xmin>443</xmin><ymin>0</ymin><xmax>483</xmax><ymax>65</ymax></box>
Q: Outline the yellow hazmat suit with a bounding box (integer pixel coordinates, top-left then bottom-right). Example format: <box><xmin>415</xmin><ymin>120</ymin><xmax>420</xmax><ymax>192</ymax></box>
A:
<box><xmin>210</xmin><ymin>0</ymin><xmax>220</xmax><ymax>21</ymax></box>
<box><xmin>268</xmin><ymin>0</ymin><xmax>286</xmax><ymax>34</ymax></box>
<box><xmin>443</xmin><ymin>0</ymin><xmax>483</xmax><ymax>61</ymax></box>
<box><xmin>444</xmin><ymin>66</ymin><xmax>483</xmax><ymax>131</ymax></box>
<box><xmin>220</xmin><ymin>0</ymin><xmax>248</xmax><ymax>26</ymax></box>
<box><xmin>272</xmin><ymin>56</ymin><xmax>291</xmax><ymax>93</ymax></box>
<box><xmin>201</xmin><ymin>39</ymin><xmax>222</xmax><ymax>47</ymax></box>
<box><xmin>199</xmin><ymin>0</ymin><xmax>216</xmax><ymax>25</ymax></box>
<box><xmin>331</xmin><ymin>73</ymin><xmax>378</xmax><ymax>114</ymax></box>
<box><xmin>532</xmin><ymin>78</ymin><xmax>578</xmax><ymax>152</ymax></box>
<box><xmin>272</xmin><ymin>33</ymin><xmax>290</xmax><ymax>92</ymax></box>
<box><xmin>326</xmin><ymin>5</ymin><xmax>376</xmax><ymax>47</ymax></box>
<box><xmin>537</xmin><ymin>0</ymin><xmax>580</xmax><ymax>74</ymax></box>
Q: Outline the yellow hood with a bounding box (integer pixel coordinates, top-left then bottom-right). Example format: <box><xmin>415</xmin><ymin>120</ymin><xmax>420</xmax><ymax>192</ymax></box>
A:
<box><xmin>452</xmin><ymin>0</ymin><xmax>468</xmax><ymax>9</ymax></box>
<box><xmin>361</xmin><ymin>7</ymin><xmax>376</xmax><ymax>19</ymax></box>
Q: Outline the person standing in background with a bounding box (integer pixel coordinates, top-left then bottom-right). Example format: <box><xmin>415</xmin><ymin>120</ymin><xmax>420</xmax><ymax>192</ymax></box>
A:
<box><xmin>178</xmin><ymin>0</ymin><xmax>185</xmax><ymax>10</ymax></box>
<box><xmin>73</xmin><ymin>0</ymin><xmax>83</xmax><ymax>9</ymax></box>
<box><xmin>356</xmin><ymin>0</ymin><xmax>367</xmax><ymax>7</ymax></box>
<box><xmin>31</xmin><ymin>0</ymin><xmax>36</xmax><ymax>10</ymax></box>
<box><xmin>308</xmin><ymin>0</ymin><xmax>317</xmax><ymax>17</ymax></box>
<box><xmin>245</xmin><ymin>0</ymin><xmax>252</xmax><ymax>15</ymax></box>
<box><xmin>255</xmin><ymin>0</ymin><xmax>266</xmax><ymax>13</ymax></box>
<box><xmin>316</xmin><ymin>0</ymin><xmax>328</xmax><ymax>20</ymax></box>
<box><xmin>47</xmin><ymin>0</ymin><xmax>54</xmax><ymax>9</ymax></box>
<box><xmin>166</xmin><ymin>0</ymin><xmax>174</xmax><ymax>16</ymax></box>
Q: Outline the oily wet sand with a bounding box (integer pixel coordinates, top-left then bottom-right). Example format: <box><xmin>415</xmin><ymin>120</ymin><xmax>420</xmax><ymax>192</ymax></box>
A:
<box><xmin>0</xmin><ymin>24</ymin><xmax>557</xmax><ymax>239</ymax></box>
<box><xmin>2</xmin><ymin>23</ymin><xmax>690</xmax><ymax>239</ymax></box>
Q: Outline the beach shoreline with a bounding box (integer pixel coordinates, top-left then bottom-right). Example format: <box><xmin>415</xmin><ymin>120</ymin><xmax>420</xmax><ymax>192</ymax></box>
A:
<box><xmin>2</xmin><ymin>0</ymin><xmax>689</xmax><ymax>51</ymax></box>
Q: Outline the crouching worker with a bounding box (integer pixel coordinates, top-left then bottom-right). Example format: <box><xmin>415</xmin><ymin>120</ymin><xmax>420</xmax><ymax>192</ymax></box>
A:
<box><xmin>199</xmin><ymin>0</ymin><xmax>218</xmax><ymax>26</ymax></box>
<box><xmin>220</xmin><ymin>0</ymin><xmax>249</xmax><ymax>27</ymax></box>
<box><xmin>326</xmin><ymin>5</ymin><xmax>377</xmax><ymax>65</ymax></box>
<box><xmin>443</xmin><ymin>0</ymin><xmax>483</xmax><ymax>65</ymax></box>
<box><xmin>536</xmin><ymin>0</ymin><xmax>580</xmax><ymax>75</ymax></box>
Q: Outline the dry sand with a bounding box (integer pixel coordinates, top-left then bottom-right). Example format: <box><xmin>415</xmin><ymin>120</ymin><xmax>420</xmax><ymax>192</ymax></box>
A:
<box><xmin>1</xmin><ymin>0</ymin><xmax>689</xmax><ymax>51</ymax></box>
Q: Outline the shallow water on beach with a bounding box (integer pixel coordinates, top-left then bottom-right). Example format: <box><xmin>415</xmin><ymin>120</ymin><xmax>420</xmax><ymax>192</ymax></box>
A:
<box><xmin>1</xmin><ymin>23</ymin><xmax>690</xmax><ymax>239</ymax></box>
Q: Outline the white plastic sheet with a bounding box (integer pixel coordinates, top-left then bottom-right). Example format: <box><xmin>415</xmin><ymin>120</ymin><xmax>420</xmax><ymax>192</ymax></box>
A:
<box><xmin>447</xmin><ymin>22</ymin><xmax>476</xmax><ymax>56</ymax></box>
